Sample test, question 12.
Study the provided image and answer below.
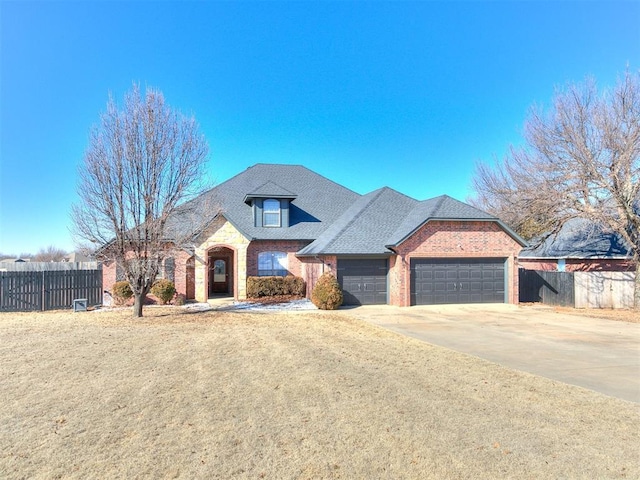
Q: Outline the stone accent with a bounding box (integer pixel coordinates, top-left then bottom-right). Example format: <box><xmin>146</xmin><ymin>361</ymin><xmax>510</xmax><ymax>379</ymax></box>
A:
<box><xmin>194</xmin><ymin>217</ymin><xmax>251</xmax><ymax>302</ymax></box>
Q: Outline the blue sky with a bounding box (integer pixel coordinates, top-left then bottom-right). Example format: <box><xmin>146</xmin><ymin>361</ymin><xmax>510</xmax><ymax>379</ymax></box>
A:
<box><xmin>1</xmin><ymin>1</ymin><xmax>638</xmax><ymax>255</ymax></box>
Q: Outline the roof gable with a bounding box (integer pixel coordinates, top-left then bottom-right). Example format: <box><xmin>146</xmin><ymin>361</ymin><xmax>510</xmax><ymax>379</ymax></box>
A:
<box><xmin>386</xmin><ymin>195</ymin><xmax>525</xmax><ymax>247</ymax></box>
<box><xmin>298</xmin><ymin>187</ymin><xmax>418</xmax><ymax>255</ymax></box>
<box><xmin>243</xmin><ymin>180</ymin><xmax>297</xmax><ymax>204</ymax></box>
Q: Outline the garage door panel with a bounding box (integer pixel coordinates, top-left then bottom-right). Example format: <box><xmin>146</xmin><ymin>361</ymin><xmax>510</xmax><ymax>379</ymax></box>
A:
<box><xmin>338</xmin><ymin>259</ymin><xmax>388</xmax><ymax>305</ymax></box>
<box><xmin>411</xmin><ymin>258</ymin><xmax>506</xmax><ymax>305</ymax></box>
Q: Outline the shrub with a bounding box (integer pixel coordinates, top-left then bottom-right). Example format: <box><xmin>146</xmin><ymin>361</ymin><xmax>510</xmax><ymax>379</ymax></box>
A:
<box><xmin>283</xmin><ymin>275</ymin><xmax>306</xmax><ymax>296</ymax></box>
<box><xmin>311</xmin><ymin>273</ymin><xmax>343</xmax><ymax>310</ymax></box>
<box><xmin>246</xmin><ymin>275</ymin><xmax>306</xmax><ymax>298</ymax></box>
<box><xmin>112</xmin><ymin>281</ymin><xmax>133</xmax><ymax>305</ymax></box>
<box><xmin>174</xmin><ymin>293</ymin><xmax>186</xmax><ymax>306</ymax></box>
<box><xmin>151</xmin><ymin>279</ymin><xmax>176</xmax><ymax>305</ymax></box>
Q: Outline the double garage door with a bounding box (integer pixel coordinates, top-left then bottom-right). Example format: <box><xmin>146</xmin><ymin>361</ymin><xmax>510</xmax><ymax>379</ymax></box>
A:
<box><xmin>337</xmin><ymin>257</ymin><xmax>506</xmax><ymax>306</ymax></box>
<box><xmin>411</xmin><ymin>258</ymin><xmax>506</xmax><ymax>305</ymax></box>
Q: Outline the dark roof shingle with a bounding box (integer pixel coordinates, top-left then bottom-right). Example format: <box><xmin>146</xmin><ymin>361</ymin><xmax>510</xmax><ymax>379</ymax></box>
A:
<box><xmin>520</xmin><ymin>218</ymin><xmax>631</xmax><ymax>259</ymax></box>
<box><xmin>166</xmin><ymin>164</ymin><xmax>525</xmax><ymax>251</ymax></box>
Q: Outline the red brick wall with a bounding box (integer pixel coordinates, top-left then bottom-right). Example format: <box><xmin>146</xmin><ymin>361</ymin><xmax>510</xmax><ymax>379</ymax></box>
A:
<box><xmin>102</xmin><ymin>260</ymin><xmax>117</xmax><ymax>296</ymax></box>
<box><xmin>299</xmin><ymin>255</ymin><xmax>337</xmax><ymax>298</ymax></box>
<box><xmin>390</xmin><ymin>220</ymin><xmax>523</xmax><ymax>306</ymax></box>
<box><xmin>101</xmin><ymin>250</ymin><xmax>196</xmax><ymax>301</ymax></box>
<box><xmin>172</xmin><ymin>250</ymin><xmax>195</xmax><ymax>299</ymax></box>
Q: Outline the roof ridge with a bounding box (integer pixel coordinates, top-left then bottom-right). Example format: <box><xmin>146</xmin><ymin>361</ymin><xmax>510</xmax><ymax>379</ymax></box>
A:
<box><xmin>250</xmin><ymin>163</ymin><xmax>305</xmax><ymax>167</ymax></box>
<box><xmin>246</xmin><ymin>179</ymin><xmax>297</xmax><ymax>195</ymax></box>
<box><xmin>321</xmin><ymin>188</ymin><xmax>388</xmax><ymax>252</ymax></box>
<box><xmin>431</xmin><ymin>195</ymin><xmax>448</xmax><ymax>215</ymax></box>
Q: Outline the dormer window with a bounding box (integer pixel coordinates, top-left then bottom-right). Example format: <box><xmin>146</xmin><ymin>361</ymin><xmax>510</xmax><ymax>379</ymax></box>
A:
<box><xmin>263</xmin><ymin>199</ymin><xmax>281</xmax><ymax>227</ymax></box>
<box><xmin>244</xmin><ymin>181</ymin><xmax>296</xmax><ymax>228</ymax></box>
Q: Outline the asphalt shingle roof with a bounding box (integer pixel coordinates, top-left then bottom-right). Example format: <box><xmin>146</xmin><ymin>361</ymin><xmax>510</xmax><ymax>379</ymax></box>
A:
<box><xmin>520</xmin><ymin>218</ymin><xmax>631</xmax><ymax>259</ymax></box>
<box><xmin>168</xmin><ymin>164</ymin><xmax>360</xmax><ymax>241</ymax></box>
<box><xmin>166</xmin><ymin>164</ymin><xmax>524</xmax><ymax>252</ymax></box>
<box><xmin>244</xmin><ymin>181</ymin><xmax>297</xmax><ymax>203</ymax></box>
<box><xmin>298</xmin><ymin>187</ymin><xmax>418</xmax><ymax>255</ymax></box>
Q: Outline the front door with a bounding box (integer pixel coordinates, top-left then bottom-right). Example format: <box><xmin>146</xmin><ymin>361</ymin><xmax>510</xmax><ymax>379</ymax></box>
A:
<box><xmin>209</xmin><ymin>258</ymin><xmax>229</xmax><ymax>295</ymax></box>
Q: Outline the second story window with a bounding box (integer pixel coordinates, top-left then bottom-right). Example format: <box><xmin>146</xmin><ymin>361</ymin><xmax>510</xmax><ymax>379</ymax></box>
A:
<box><xmin>263</xmin><ymin>199</ymin><xmax>281</xmax><ymax>227</ymax></box>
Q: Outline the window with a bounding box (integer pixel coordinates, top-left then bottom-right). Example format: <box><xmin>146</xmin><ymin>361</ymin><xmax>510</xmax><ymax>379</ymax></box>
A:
<box><xmin>163</xmin><ymin>257</ymin><xmax>175</xmax><ymax>283</ymax></box>
<box><xmin>258</xmin><ymin>251</ymin><xmax>288</xmax><ymax>276</ymax></box>
<box><xmin>263</xmin><ymin>199</ymin><xmax>281</xmax><ymax>227</ymax></box>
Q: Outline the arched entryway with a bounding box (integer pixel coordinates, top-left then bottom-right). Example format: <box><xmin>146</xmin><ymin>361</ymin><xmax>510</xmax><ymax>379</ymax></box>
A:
<box><xmin>207</xmin><ymin>246</ymin><xmax>234</xmax><ymax>298</ymax></box>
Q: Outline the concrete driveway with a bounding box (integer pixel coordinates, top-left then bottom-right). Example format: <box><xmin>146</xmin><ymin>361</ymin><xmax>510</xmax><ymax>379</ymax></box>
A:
<box><xmin>345</xmin><ymin>304</ymin><xmax>640</xmax><ymax>403</ymax></box>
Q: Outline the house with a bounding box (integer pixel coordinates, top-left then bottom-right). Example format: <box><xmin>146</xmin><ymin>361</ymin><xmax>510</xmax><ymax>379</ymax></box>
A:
<box><xmin>102</xmin><ymin>164</ymin><xmax>526</xmax><ymax>306</ymax></box>
<box><xmin>519</xmin><ymin>218</ymin><xmax>634</xmax><ymax>272</ymax></box>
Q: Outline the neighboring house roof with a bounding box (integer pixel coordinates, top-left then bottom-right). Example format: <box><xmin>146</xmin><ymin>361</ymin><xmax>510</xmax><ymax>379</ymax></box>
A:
<box><xmin>164</xmin><ymin>163</ymin><xmax>525</xmax><ymax>252</ymax></box>
<box><xmin>519</xmin><ymin>218</ymin><xmax>632</xmax><ymax>259</ymax></box>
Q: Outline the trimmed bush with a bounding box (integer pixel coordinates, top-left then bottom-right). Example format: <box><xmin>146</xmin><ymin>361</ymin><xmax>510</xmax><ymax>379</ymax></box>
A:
<box><xmin>282</xmin><ymin>275</ymin><xmax>306</xmax><ymax>296</ymax></box>
<box><xmin>311</xmin><ymin>273</ymin><xmax>343</xmax><ymax>310</ymax></box>
<box><xmin>151</xmin><ymin>279</ymin><xmax>176</xmax><ymax>305</ymax></box>
<box><xmin>112</xmin><ymin>281</ymin><xmax>133</xmax><ymax>305</ymax></box>
<box><xmin>174</xmin><ymin>293</ymin><xmax>186</xmax><ymax>306</ymax></box>
<box><xmin>246</xmin><ymin>275</ymin><xmax>306</xmax><ymax>298</ymax></box>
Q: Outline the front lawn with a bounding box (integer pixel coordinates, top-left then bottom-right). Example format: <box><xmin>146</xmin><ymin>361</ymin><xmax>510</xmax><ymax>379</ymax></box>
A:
<box><xmin>1</xmin><ymin>308</ymin><xmax>638</xmax><ymax>479</ymax></box>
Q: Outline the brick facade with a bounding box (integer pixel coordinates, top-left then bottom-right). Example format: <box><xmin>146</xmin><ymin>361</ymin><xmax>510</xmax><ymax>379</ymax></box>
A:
<box><xmin>247</xmin><ymin>240</ymin><xmax>312</xmax><ymax>277</ymax></box>
<box><xmin>172</xmin><ymin>250</ymin><xmax>195</xmax><ymax>299</ymax></box>
<box><xmin>389</xmin><ymin>220</ymin><xmax>523</xmax><ymax>306</ymax></box>
<box><xmin>299</xmin><ymin>255</ymin><xmax>337</xmax><ymax>298</ymax></box>
<box><xmin>102</xmin><ymin>221</ymin><xmax>523</xmax><ymax>307</ymax></box>
<box><xmin>101</xmin><ymin>248</ymin><xmax>196</xmax><ymax>303</ymax></box>
<box><xmin>102</xmin><ymin>260</ymin><xmax>117</xmax><ymax>297</ymax></box>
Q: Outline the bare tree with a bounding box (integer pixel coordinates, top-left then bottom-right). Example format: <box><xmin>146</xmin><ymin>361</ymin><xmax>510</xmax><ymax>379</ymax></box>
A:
<box><xmin>472</xmin><ymin>70</ymin><xmax>640</xmax><ymax>308</ymax></box>
<box><xmin>73</xmin><ymin>84</ymin><xmax>210</xmax><ymax>317</ymax></box>
<box><xmin>33</xmin><ymin>245</ymin><xmax>68</xmax><ymax>262</ymax></box>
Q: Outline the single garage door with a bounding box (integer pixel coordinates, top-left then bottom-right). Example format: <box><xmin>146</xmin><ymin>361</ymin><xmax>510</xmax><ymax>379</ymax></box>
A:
<box><xmin>337</xmin><ymin>259</ymin><xmax>388</xmax><ymax>305</ymax></box>
<box><xmin>411</xmin><ymin>258</ymin><xmax>505</xmax><ymax>305</ymax></box>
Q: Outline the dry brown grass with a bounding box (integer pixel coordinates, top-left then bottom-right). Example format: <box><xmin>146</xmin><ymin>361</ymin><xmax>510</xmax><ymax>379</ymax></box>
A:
<box><xmin>1</xmin><ymin>308</ymin><xmax>638</xmax><ymax>479</ymax></box>
<box><xmin>552</xmin><ymin>306</ymin><xmax>639</xmax><ymax>323</ymax></box>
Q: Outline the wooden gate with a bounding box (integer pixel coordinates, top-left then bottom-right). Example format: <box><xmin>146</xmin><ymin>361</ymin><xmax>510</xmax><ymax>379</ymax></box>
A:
<box><xmin>519</xmin><ymin>269</ymin><xmax>575</xmax><ymax>307</ymax></box>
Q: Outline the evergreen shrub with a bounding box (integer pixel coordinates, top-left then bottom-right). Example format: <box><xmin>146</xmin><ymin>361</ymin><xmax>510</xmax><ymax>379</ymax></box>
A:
<box><xmin>151</xmin><ymin>279</ymin><xmax>176</xmax><ymax>304</ymax></box>
<box><xmin>246</xmin><ymin>275</ymin><xmax>306</xmax><ymax>298</ymax></box>
<box><xmin>311</xmin><ymin>273</ymin><xmax>343</xmax><ymax>310</ymax></box>
<box><xmin>112</xmin><ymin>281</ymin><xmax>133</xmax><ymax>305</ymax></box>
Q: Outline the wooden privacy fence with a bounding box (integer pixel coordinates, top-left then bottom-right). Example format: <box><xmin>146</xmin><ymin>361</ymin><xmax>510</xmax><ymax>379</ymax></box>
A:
<box><xmin>0</xmin><ymin>269</ymin><xmax>102</xmax><ymax>312</ymax></box>
<box><xmin>519</xmin><ymin>270</ymin><xmax>575</xmax><ymax>306</ymax></box>
<box><xmin>519</xmin><ymin>269</ymin><xmax>635</xmax><ymax>309</ymax></box>
<box><xmin>574</xmin><ymin>271</ymin><xmax>635</xmax><ymax>309</ymax></box>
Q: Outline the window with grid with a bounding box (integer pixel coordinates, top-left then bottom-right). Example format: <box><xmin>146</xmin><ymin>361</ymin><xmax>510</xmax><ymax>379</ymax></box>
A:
<box><xmin>263</xmin><ymin>199</ymin><xmax>281</xmax><ymax>227</ymax></box>
<box><xmin>258</xmin><ymin>251</ymin><xmax>288</xmax><ymax>276</ymax></box>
